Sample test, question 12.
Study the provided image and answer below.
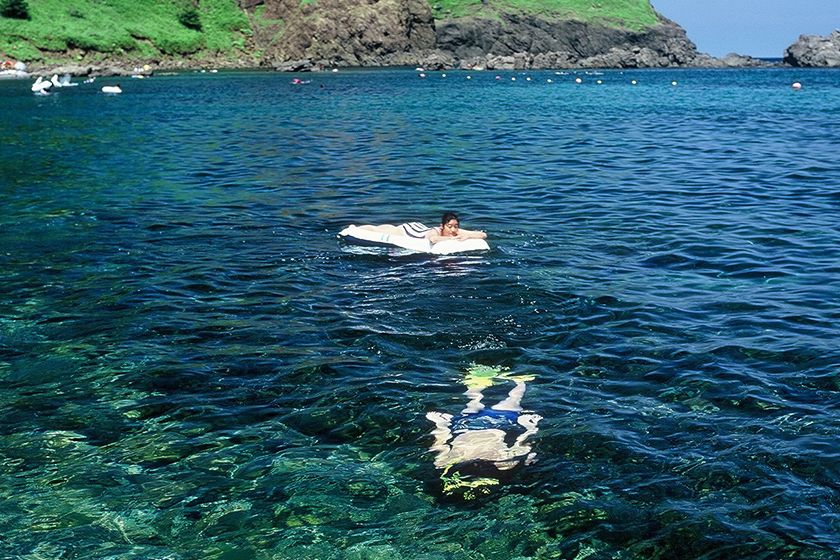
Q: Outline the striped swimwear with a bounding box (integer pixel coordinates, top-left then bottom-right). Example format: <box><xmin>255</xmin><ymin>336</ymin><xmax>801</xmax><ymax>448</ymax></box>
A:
<box><xmin>449</xmin><ymin>408</ymin><xmax>526</xmax><ymax>446</ymax></box>
<box><xmin>450</xmin><ymin>409</ymin><xmax>521</xmax><ymax>433</ymax></box>
<box><xmin>401</xmin><ymin>222</ymin><xmax>432</xmax><ymax>239</ymax></box>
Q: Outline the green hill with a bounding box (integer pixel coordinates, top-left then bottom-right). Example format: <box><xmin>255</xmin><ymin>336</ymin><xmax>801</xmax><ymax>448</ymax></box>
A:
<box><xmin>431</xmin><ymin>0</ymin><xmax>658</xmax><ymax>28</ymax></box>
<box><xmin>0</xmin><ymin>0</ymin><xmax>254</xmax><ymax>64</ymax></box>
<box><xmin>0</xmin><ymin>0</ymin><xmax>661</xmax><ymax>65</ymax></box>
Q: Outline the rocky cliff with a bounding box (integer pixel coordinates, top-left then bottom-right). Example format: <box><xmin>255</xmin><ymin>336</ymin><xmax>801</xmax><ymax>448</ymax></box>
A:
<box><xmin>257</xmin><ymin>0</ymin><xmax>436</xmax><ymax>68</ymax></box>
<box><xmin>784</xmin><ymin>30</ymin><xmax>840</xmax><ymax>67</ymax></box>
<box><xmin>252</xmin><ymin>0</ymin><xmax>701</xmax><ymax>70</ymax></box>
<box><xmin>5</xmin><ymin>0</ymin><xmax>717</xmax><ymax>73</ymax></box>
<box><xmin>433</xmin><ymin>14</ymin><xmax>698</xmax><ymax>69</ymax></box>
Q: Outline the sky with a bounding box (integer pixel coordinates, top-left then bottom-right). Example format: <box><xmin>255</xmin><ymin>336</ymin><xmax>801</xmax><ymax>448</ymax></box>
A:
<box><xmin>651</xmin><ymin>0</ymin><xmax>839</xmax><ymax>58</ymax></box>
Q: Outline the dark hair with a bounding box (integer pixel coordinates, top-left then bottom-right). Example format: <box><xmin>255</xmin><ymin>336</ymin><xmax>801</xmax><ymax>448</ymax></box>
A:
<box><xmin>441</xmin><ymin>212</ymin><xmax>459</xmax><ymax>226</ymax></box>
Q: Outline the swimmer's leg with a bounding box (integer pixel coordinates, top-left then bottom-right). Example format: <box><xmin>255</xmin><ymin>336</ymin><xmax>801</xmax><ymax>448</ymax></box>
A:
<box><xmin>461</xmin><ymin>386</ymin><xmax>486</xmax><ymax>414</ymax></box>
<box><xmin>356</xmin><ymin>224</ymin><xmax>404</xmax><ymax>235</ymax></box>
<box><xmin>491</xmin><ymin>381</ymin><xmax>526</xmax><ymax>412</ymax></box>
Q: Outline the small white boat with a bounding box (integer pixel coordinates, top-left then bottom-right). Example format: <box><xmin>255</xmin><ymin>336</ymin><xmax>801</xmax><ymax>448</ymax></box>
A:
<box><xmin>31</xmin><ymin>76</ymin><xmax>52</xmax><ymax>94</ymax></box>
<box><xmin>58</xmin><ymin>74</ymin><xmax>78</xmax><ymax>86</ymax></box>
<box><xmin>101</xmin><ymin>85</ymin><xmax>122</xmax><ymax>94</ymax></box>
<box><xmin>44</xmin><ymin>73</ymin><xmax>78</xmax><ymax>88</ymax></box>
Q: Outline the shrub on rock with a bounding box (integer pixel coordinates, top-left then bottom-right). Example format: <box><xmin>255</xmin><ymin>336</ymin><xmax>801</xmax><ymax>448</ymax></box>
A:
<box><xmin>179</xmin><ymin>7</ymin><xmax>202</xmax><ymax>31</ymax></box>
<box><xmin>1</xmin><ymin>0</ymin><xmax>31</xmax><ymax>20</ymax></box>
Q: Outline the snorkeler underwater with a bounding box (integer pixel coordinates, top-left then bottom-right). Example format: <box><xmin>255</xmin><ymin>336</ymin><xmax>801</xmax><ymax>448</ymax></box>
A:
<box><xmin>426</xmin><ymin>365</ymin><xmax>541</xmax><ymax>500</ymax></box>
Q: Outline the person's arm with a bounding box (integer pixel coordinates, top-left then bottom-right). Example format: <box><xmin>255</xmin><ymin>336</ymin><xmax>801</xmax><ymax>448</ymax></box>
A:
<box><xmin>428</xmin><ymin>228</ymin><xmax>487</xmax><ymax>243</ymax></box>
<box><xmin>514</xmin><ymin>414</ymin><xmax>542</xmax><ymax>446</ymax></box>
<box><xmin>456</xmin><ymin>228</ymin><xmax>487</xmax><ymax>240</ymax></box>
<box><xmin>426</xmin><ymin>411</ymin><xmax>454</xmax><ymax>455</ymax></box>
<box><xmin>427</xmin><ymin>228</ymin><xmax>446</xmax><ymax>244</ymax></box>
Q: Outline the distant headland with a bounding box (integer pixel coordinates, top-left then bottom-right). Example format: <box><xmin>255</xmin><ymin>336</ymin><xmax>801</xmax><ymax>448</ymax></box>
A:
<box><xmin>1</xmin><ymin>0</ymin><xmax>838</xmax><ymax>76</ymax></box>
<box><xmin>784</xmin><ymin>30</ymin><xmax>840</xmax><ymax>67</ymax></box>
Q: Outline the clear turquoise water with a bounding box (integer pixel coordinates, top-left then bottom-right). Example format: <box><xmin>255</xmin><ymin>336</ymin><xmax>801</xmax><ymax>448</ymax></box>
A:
<box><xmin>1</xmin><ymin>68</ymin><xmax>839</xmax><ymax>559</ymax></box>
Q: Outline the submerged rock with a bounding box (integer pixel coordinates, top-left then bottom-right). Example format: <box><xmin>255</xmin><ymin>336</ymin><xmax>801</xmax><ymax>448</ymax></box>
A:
<box><xmin>784</xmin><ymin>30</ymin><xmax>840</xmax><ymax>67</ymax></box>
<box><xmin>690</xmin><ymin>52</ymin><xmax>774</xmax><ymax>68</ymax></box>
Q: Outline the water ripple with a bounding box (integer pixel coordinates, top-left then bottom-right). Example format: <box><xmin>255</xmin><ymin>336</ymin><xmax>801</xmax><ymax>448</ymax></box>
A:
<box><xmin>1</xmin><ymin>68</ymin><xmax>839</xmax><ymax>558</ymax></box>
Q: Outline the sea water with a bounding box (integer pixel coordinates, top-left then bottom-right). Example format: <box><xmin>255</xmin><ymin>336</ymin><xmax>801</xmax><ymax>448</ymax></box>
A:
<box><xmin>1</xmin><ymin>68</ymin><xmax>839</xmax><ymax>559</ymax></box>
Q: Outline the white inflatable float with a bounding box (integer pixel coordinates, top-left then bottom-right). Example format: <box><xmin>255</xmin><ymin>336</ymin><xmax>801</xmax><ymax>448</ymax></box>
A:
<box><xmin>338</xmin><ymin>225</ymin><xmax>490</xmax><ymax>255</ymax></box>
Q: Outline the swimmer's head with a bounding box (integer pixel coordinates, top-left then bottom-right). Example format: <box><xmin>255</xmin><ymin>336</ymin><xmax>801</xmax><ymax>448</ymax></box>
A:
<box><xmin>440</xmin><ymin>212</ymin><xmax>460</xmax><ymax>237</ymax></box>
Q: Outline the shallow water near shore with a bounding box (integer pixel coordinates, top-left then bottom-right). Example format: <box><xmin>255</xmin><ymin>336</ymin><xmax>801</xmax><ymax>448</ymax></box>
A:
<box><xmin>1</xmin><ymin>67</ymin><xmax>840</xmax><ymax>559</ymax></box>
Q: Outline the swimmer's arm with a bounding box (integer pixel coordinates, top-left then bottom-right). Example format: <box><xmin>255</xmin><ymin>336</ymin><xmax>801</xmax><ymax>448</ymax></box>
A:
<box><xmin>513</xmin><ymin>414</ymin><xmax>542</xmax><ymax>447</ymax></box>
<box><xmin>457</xmin><ymin>228</ymin><xmax>487</xmax><ymax>240</ymax></box>
<box><xmin>427</xmin><ymin>229</ymin><xmax>446</xmax><ymax>244</ymax></box>
<box><xmin>426</xmin><ymin>411</ymin><xmax>453</xmax><ymax>453</ymax></box>
<box><xmin>428</xmin><ymin>229</ymin><xmax>487</xmax><ymax>243</ymax></box>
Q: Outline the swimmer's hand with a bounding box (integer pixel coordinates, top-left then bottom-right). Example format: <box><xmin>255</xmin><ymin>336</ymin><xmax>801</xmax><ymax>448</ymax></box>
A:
<box><xmin>426</xmin><ymin>411</ymin><xmax>453</xmax><ymax>426</ymax></box>
<box><xmin>518</xmin><ymin>414</ymin><xmax>542</xmax><ymax>429</ymax></box>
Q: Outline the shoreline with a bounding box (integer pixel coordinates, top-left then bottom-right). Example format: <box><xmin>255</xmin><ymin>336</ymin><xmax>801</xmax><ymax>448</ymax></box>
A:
<box><xmin>1</xmin><ymin>57</ymin><xmax>805</xmax><ymax>80</ymax></box>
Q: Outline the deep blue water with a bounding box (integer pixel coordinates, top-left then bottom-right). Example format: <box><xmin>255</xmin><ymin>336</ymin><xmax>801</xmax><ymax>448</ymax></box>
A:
<box><xmin>1</xmin><ymin>67</ymin><xmax>839</xmax><ymax>559</ymax></box>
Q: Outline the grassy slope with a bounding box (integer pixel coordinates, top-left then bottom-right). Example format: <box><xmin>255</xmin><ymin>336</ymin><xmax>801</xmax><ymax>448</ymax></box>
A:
<box><xmin>0</xmin><ymin>0</ymin><xmax>659</xmax><ymax>63</ymax></box>
<box><xmin>431</xmin><ymin>0</ymin><xmax>659</xmax><ymax>29</ymax></box>
<box><xmin>0</xmin><ymin>0</ymin><xmax>252</xmax><ymax>62</ymax></box>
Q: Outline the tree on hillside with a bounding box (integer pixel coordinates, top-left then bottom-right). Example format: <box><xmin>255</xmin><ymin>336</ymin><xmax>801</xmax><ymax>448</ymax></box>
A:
<box><xmin>1</xmin><ymin>0</ymin><xmax>31</xmax><ymax>20</ymax></box>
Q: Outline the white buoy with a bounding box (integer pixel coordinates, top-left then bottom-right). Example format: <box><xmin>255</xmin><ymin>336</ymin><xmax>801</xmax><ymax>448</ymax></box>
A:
<box><xmin>792</xmin><ymin>82</ymin><xmax>802</xmax><ymax>90</ymax></box>
<box><xmin>526</xmin><ymin>77</ymin><xmax>531</xmax><ymax>81</ymax></box>
<box><xmin>631</xmin><ymin>80</ymin><xmax>637</xmax><ymax>85</ymax></box>
<box><xmin>547</xmin><ymin>79</ymin><xmax>553</xmax><ymax>83</ymax></box>
<box><xmin>575</xmin><ymin>77</ymin><xmax>582</xmax><ymax>84</ymax></box>
<box><xmin>511</xmin><ymin>77</ymin><xmax>516</xmax><ymax>81</ymax></box>
<box><xmin>671</xmin><ymin>81</ymin><xmax>677</xmax><ymax>86</ymax></box>
<box><xmin>596</xmin><ymin>79</ymin><xmax>602</xmax><ymax>85</ymax></box>
<box><xmin>418</xmin><ymin>73</ymin><xmax>426</xmax><ymax>78</ymax></box>
<box><xmin>466</xmin><ymin>75</ymin><xmax>471</xmax><ymax>80</ymax></box>
<box><xmin>442</xmin><ymin>73</ymin><xmax>446</xmax><ymax>78</ymax></box>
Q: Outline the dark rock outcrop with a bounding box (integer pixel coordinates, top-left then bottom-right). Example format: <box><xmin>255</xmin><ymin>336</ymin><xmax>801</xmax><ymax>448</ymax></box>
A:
<box><xmin>252</xmin><ymin>0</ymin><xmax>701</xmax><ymax>69</ymax></box>
<box><xmin>692</xmin><ymin>52</ymin><xmax>774</xmax><ymax>68</ymax></box>
<box><xmin>259</xmin><ymin>0</ymin><xmax>436</xmax><ymax>68</ymax></box>
<box><xmin>434</xmin><ymin>14</ymin><xmax>698</xmax><ymax>69</ymax></box>
<box><xmin>38</xmin><ymin>63</ymin><xmax>154</xmax><ymax>77</ymax></box>
<box><xmin>784</xmin><ymin>30</ymin><xmax>840</xmax><ymax>67</ymax></box>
